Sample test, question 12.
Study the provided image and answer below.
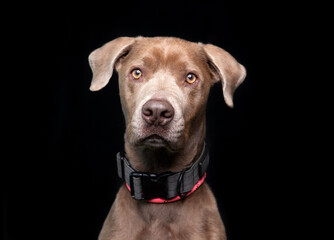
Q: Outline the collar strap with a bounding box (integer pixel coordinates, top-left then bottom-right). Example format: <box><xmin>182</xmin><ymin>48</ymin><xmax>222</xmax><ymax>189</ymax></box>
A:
<box><xmin>116</xmin><ymin>143</ymin><xmax>209</xmax><ymax>203</ymax></box>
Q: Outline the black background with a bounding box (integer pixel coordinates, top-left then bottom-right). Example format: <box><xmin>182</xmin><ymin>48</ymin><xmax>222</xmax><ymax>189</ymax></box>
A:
<box><xmin>3</xmin><ymin>1</ymin><xmax>315</xmax><ymax>240</ymax></box>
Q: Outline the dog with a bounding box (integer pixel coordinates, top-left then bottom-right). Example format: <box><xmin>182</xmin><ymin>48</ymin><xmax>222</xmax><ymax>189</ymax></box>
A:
<box><xmin>89</xmin><ymin>36</ymin><xmax>246</xmax><ymax>240</ymax></box>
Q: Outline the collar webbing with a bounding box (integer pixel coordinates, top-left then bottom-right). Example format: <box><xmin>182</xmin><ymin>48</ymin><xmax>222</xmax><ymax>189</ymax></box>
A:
<box><xmin>116</xmin><ymin>143</ymin><xmax>209</xmax><ymax>203</ymax></box>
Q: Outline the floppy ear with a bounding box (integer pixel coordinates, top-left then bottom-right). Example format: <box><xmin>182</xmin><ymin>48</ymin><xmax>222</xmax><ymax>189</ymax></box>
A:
<box><xmin>88</xmin><ymin>37</ymin><xmax>136</xmax><ymax>91</ymax></box>
<box><xmin>202</xmin><ymin>44</ymin><xmax>246</xmax><ymax>108</ymax></box>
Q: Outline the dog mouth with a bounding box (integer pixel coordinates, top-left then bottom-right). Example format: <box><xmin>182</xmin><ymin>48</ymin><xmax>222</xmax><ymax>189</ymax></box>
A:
<box><xmin>142</xmin><ymin>134</ymin><xmax>168</xmax><ymax>147</ymax></box>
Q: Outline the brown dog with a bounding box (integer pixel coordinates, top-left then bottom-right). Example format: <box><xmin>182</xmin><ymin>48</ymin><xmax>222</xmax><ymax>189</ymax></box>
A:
<box><xmin>89</xmin><ymin>37</ymin><xmax>246</xmax><ymax>240</ymax></box>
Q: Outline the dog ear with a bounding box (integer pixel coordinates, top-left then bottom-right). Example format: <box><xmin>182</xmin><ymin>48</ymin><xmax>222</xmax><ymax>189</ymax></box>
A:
<box><xmin>88</xmin><ymin>37</ymin><xmax>136</xmax><ymax>91</ymax></box>
<box><xmin>202</xmin><ymin>44</ymin><xmax>246</xmax><ymax>108</ymax></box>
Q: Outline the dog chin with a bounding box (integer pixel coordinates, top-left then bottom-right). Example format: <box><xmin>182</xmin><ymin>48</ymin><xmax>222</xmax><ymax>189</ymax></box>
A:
<box><xmin>129</xmin><ymin>123</ymin><xmax>185</xmax><ymax>151</ymax></box>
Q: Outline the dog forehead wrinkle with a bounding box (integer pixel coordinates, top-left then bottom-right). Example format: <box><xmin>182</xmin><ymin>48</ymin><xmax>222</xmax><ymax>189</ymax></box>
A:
<box><xmin>138</xmin><ymin>40</ymin><xmax>193</xmax><ymax>71</ymax></box>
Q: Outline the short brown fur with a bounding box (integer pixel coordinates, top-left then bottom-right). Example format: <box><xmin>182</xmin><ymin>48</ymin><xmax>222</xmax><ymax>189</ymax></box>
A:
<box><xmin>89</xmin><ymin>37</ymin><xmax>246</xmax><ymax>240</ymax></box>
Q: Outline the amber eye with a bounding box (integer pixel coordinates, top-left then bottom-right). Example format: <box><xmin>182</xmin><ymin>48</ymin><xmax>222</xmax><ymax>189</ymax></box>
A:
<box><xmin>186</xmin><ymin>73</ymin><xmax>197</xmax><ymax>84</ymax></box>
<box><xmin>131</xmin><ymin>69</ymin><xmax>142</xmax><ymax>79</ymax></box>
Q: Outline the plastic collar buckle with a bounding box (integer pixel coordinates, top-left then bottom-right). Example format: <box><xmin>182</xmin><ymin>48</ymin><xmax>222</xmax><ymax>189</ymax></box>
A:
<box><xmin>129</xmin><ymin>171</ymin><xmax>173</xmax><ymax>200</ymax></box>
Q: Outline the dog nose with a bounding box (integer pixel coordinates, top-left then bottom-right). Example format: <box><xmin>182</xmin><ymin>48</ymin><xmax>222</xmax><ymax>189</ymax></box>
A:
<box><xmin>142</xmin><ymin>99</ymin><xmax>175</xmax><ymax>126</ymax></box>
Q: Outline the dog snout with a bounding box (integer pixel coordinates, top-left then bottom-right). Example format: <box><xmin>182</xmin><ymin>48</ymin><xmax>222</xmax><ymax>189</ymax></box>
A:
<box><xmin>142</xmin><ymin>99</ymin><xmax>175</xmax><ymax>126</ymax></box>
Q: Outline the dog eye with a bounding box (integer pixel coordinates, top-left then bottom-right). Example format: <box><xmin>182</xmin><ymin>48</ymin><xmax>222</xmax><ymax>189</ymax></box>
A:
<box><xmin>186</xmin><ymin>73</ymin><xmax>197</xmax><ymax>84</ymax></box>
<box><xmin>131</xmin><ymin>69</ymin><xmax>142</xmax><ymax>79</ymax></box>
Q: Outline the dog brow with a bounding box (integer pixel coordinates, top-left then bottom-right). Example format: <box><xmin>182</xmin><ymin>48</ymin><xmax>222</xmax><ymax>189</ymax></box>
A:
<box><xmin>142</xmin><ymin>47</ymin><xmax>190</xmax><ymax>75</ymax></box>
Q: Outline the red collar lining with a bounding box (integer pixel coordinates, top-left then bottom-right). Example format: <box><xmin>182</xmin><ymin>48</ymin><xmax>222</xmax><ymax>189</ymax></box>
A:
<box><xmin>126</xmin><ymin>172</ymin><xmax>207</xmax><ymax>204</ymax></box>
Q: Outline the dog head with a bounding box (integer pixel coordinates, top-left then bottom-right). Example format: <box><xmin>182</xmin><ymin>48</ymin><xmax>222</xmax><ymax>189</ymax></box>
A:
<box><xmin>89</xmin><ymin>37</ymin><xmax>246</xmax><ymax>152</ymax></box>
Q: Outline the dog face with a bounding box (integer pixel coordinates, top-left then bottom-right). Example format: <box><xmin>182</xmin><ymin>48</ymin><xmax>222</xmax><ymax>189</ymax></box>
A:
<box><xmin>89</xmin><ymin>37</ymin><xmax>246</xmax><ymax>151</ymax></box>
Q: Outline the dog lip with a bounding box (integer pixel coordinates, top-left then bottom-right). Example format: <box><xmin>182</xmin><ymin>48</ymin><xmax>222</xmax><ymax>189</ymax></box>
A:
<box><xmin>142</xmin><ymin>134</ymin><xmax>168</xmax><ymax>147</ymax></box>
<box><xmin>145</xmin><ymin>134</ymin><xmax>165</xmax><ymax>142</ymax></box>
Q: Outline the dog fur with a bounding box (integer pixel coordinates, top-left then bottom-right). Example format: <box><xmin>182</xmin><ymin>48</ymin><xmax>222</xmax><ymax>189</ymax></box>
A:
<box><xmin>89</xmin><ymin>36</ymin><xmax>246</xmax><ymax>240</ymax></box>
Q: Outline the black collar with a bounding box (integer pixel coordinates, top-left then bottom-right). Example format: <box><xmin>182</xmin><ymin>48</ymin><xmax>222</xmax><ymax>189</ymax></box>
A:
<box><xmin>116</xmin><ymin>143</ymin><xmax>209</xmax><ymax>203</ymax></box>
